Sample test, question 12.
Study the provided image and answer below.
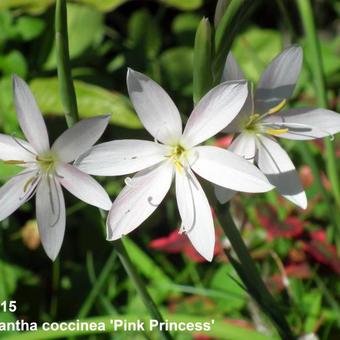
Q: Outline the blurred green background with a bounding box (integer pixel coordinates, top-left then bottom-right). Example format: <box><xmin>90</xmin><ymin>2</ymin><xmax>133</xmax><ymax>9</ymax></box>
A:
<box><xmin>0</xmin><ymin>0</ymin><xmax>339</xmax><ymax>339</ymax></box>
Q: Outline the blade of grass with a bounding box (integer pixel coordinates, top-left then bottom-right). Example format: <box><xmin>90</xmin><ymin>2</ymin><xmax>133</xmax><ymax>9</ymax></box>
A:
<box><xmin>55</xmin><ymin>0</ymin><xmax>79</xmax><ymax>126</ymax></box>
<box><xmin>55</xmin><ymin>2</ymin><xmax>173</xmax><ymax>339</ymax></box>
<box><xmin>212</xmin><ymin>0</ymin><xmax>256</xmax><ymax>85</ymax></box>
<box><xmin>214</xmin><ymin>204</ymin><xmax>296</xmax><ymax>340</ymax></box>
<box><xmin>296</xmin><ymin>0</ymin><xmax>340</xmax><ymax>209</ymax></box>
<box><xmin>77</xmin><ymin>251</ymin><xmax>117</xmax><ymax>319</ymax></box>
<box><xmin>193</xmin><ymin>17</ymin><xmax>213</xmax><ymax>104</ymax></box>
<box><xmin>4</xmin><ymin>313</ymin><xmax>276</xmax><ymax>340</ymax></box>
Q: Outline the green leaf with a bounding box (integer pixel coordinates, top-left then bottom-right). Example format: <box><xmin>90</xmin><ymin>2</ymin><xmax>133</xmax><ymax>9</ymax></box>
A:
<box><xmin>0</xmin><ymin>260</ymin><xmax>26</xmax><ymax>301</ymax></box>
<box><xmin>122</xmin><ymin>238</ymin><xmax>172</xmax><ymax>289</ymax></box>
<box><xmin>172</xmin><ymin>13</ymin><xmax>201</xmax><ymax>46</ymax></box>
<box><xmin>193</xmin><ymin>17</ymin><xmax>212</xmax><ymax>104</ymax></box>
<box><xmin>3</xmin><ymin>314</ymin><xmax>274</xmax><ymax>340</ymax></box>
<box><xmin>0</xmin><ymin>0</ymin><xmax>54</xmax><ymax>14</ymax></box>
<box><xmin>127</xmin><ymin>9</ymin><xmax>161</xmax><ymax>60</ymax></box>
<box><xmin>232</xmin><ymin>27</ymin><xmax>282</xmax><ymax>82</ymax></box>
<box><xmin>0</xmin><ymin>76</ymin><xmax>21</xmax><ymax>135</ymax></box>
<box><xmin>159</xmin><ymin>0</ymin><xmax>203</xmax><ymax>11</ymax></box>
<box><xmin>0</xmin><ymin>51</ymin><xmax>27</xmax><ymax>78</ymax></box>
<box><xmin>30</xmin><ymin>78</ymin><xmax>141</xmax><ymax>128</ymax></box>
<box><xmin>44</xmin><ymin>3</ymin><xmax>104</xmax><ymax>70</ymax></box>
<box><xmin>303</xmin><ymin>290</ymin><xmax>322</xmax><ymax>333</ymax></box>
<box><xmin>210</xmin><ymin>264</ymin><xmax>246</xmax><ymax>313</ymax></box>
<box><xmin>77</xmin><ymin>0</ymin><xmax>128</xmax><ymax>12</ymax></box>
<box><xmin>159</xmin><ymin>47</ymin><xmax>193</xmax><ymax>96</ymax></box>
<box><xmin>16</xmin><ymin>16</ymin><xmax>45</xmax><ymax>41</ymax></box>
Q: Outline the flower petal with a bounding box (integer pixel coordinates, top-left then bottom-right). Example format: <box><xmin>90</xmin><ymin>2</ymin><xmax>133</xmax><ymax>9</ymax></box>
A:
<box><xmin>57</xmin><ymin>163</ymin><xmax>111</xmax><ymax>210</ymax></box>
<box><xmin>13</xmin><ymin>75</ymin><xmax>49</xmax><ymax>153</ymax></box>
<box><xmin>229</xmin><ymin>133</ymin><xmax>256</xmax><ymax>162</ymax></box>
<box><xmin>256</xmin><ymin>135</ymin><xmax>307</xmax><ymax>209</ymax></box>
<box><xmin>107</xmin><ymin>161</ymin><xmax>173</xmax><ymax>240</ymax></box>
<box><xmin>127</xmin><ymin>68</ymin><xmax>182</xmax><ymax>144</ymax></box>
<box><xmin>214</xmin><ymin>185</ymin><xmax>236</xmax><ymax>204</ymax></box>
<box><xmin>36</xmin><ymin>175</ymin><xmax>66</xmax><ymax>261</ymax></box>
<box><xmin>222</xmin><ymin>52</ymin><xmax>245</xmax><ymax>82</ymax></box>
<box><xmin>182</xmin><ymin>81</ymin><xmax>248</xmax><ymax>147</ymax></box>
<box><xmin>0</xmin><ymin>133</ymin><xmax>36</xmax><ymax>162</ymax></box>
<box><xmin>75</xmin><ymin>139</ymin><xmax>168</xmax><ymax>176</ymax></box>
<box><xmin>255</xmin><ymin>45</ymin><xmax>303</xmax><ymax>113</ymax></box>
<box><xmin>175</xmin><ymin>168</ymin><xmax>215</xmax><ymax>261</ymax></box>
<box><xmin>261</xmin><ymin>108</ymin><xmax>340</xmax><ymax>140</ymax></box>
<box><xmin>52</xmin><ymin>115</ymin><xmax>110</xmax><ymax>162</ymax></box>
<box><xmin>190</xmin><ymin>145</ymin><xmax>273</xmax><ymax>193</ymax></box>
<box><xmin>222</xmin><ymin>88</ymin><xmax>254</xmax><ymax>133</ymax></box>
<box><xmin>0</xmin><ymin>170</ymin><xmax>38</xmax><ymax>221</ymax></box>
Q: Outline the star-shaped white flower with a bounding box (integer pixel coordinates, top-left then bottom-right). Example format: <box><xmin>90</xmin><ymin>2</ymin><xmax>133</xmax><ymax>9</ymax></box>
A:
<box><xmin>0</xmin><ymin>75</ymin><xmax>112</xmax><ymax>260</ymax></box>
<box><xmin>215</xmin><ymin>46</ymin><xmax>340</xmax><ymax>209</ymax></box>
<box><xmin>76</xmin><ymin>69</ymin><xmax>273</xmax><ymax>261</ymax></box>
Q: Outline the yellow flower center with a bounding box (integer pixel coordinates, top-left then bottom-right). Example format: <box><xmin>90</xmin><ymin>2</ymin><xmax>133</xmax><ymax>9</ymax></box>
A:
<box><xmin>36</xmin><ymin>153</ymin><xmax>58</xmax><ymax>173</ymax></box>
<box><xmin>245</xmin><ymin>99</ymin><xmax>288</xmax><ymax>136</ymax></box>
<box><xmin>167</xmin><ymin>144</ymin><xmax>188</xmax><ymax>173</ymax></box>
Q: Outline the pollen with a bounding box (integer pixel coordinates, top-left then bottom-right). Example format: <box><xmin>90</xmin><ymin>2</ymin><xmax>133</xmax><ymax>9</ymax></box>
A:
<box><xmin>36</xmin><ymin>153</ymin><xmax>57</xmax><ymax>173</ymax></box>
<box><xmin>245</xmin><ymin>114</ymin><xmax>261</xmax><ymax>132</ymax></box>
<box><xmin>167</xmin><ymin>144</ymin><xmax>187</xmax><ymax>173</ymax></box>
<box><xmin>267</xmin><ymin>99</ymin><xmax>286</xmax><ymax>115</ymax></box>
<box><xmin>266</xmin><ymin>128</ymin><xmax>289</xmax><ymax>136</ymax></box>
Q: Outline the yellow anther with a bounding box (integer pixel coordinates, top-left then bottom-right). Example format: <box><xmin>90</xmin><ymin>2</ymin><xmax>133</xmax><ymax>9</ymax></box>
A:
<box><xmin>245</xmin><ymin>114</ymin><xmax>260</xmax><ymax>127</ymax></box>
<box><xmin>4</xmin><ymin>160</ymin><xmax>26</xmax><ymax>165</ymax></box>
<box><xmin>266</xmin><ymin>128</ymin><xmax>289</xmax><ymax>136</ymax></box>
<box><xmin>23</xmin><ymin>176</ymin><xmax>36</xmax><ymax>193</ymax></box>
<box><xmin>267</xmin><ymin>99</ymin><xmax>286</xmax><ymax>115</ymax></box>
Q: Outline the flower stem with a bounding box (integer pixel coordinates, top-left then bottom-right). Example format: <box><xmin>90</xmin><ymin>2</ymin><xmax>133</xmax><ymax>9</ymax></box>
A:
<box><xmin>214</xmin><ymin>204</ymin><xmax>295</xmax><ymax>340</ymax></box>
<box><xmin>55</xmin><ymin>2</ymin><xmax>172</xmax><ymax>339</ymax></box>
<box><xmin>55</xmin><ymin>0</ymin><xmax>79</xmax><ymax>126</ymax></box>
<box><xmin>114</xmin><ymin>238</ymin><xmax>173</xmax><ymax>340</ymax></box>
<box><xmin>77</xmin><ymin>251</ymin><xmax>117</xmax><ymax>319</ymax></box>
<box><xmin>296</xmin><ymin>0</ymin><xmax>340</xmax><ymax>208</ymax></box>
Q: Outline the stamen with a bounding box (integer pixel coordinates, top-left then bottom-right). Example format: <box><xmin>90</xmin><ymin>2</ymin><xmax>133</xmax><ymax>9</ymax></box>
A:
<box><xmin>245</xmin><ymin>114</ymin><xmax>260</xmax><ymax>127</ymax></box>
<box><xmin>19</xmin><ymin>174</ymin><xmax>40</xmax><ymax>201</ymax></box>
<box><xmin>267</xmin><ymin>99</ymin><xmax>286</xmax><ymax>115</ymax></box>
<box><xmin>4</xmin><ymin>160</ymin><xmax>27</xmax><ymax>165</ymax></box>
<box><xmin>11</xmin><ymin>135</ymin><xmax>36</xmax><ymax>155</ymax></box>
<box><xmin>124</xmin><ymin>177</ymin><xmax>133</xmax><ymax>186</ymax></box>
<box><xmin>261</xmin><ymin>122</ymin><xmax>335</xmax><ymax>140</ymax></box>
<box><xmin>266</xmin><ymin>128</ymin><xmax>289</xmax><ymax>136</ymax></box>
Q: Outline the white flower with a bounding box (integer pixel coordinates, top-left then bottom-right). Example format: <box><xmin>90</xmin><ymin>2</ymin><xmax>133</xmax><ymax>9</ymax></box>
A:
<box><xmin>0</xmin><ymin>75</ymin><xmax>112</xmax><ymax>260</ymax></box>
<box><xmin>76</xmin><ymin>69</ymin><xmax>273</xmax><ymax>261</ymax></box>
<box><xmin>215</xmin><ymin>46</ymin><xmax>340</xmax><ymax>209</ymax></box>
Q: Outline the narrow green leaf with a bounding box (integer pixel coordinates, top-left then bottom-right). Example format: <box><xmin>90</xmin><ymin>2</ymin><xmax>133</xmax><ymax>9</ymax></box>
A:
<box><xmin>4</xmin><ymin>313</ymin><xmax>275</xmax><ymax>340</ymax></box>
<box><xmin>213</xmin><ymin>0</ymin><xmax>254</xmax><ymax>84</ymax></box>
<box><xmin>193</xmin><ymin>17</ymin><xmax>212</xmax><ymax>104</ymax></box>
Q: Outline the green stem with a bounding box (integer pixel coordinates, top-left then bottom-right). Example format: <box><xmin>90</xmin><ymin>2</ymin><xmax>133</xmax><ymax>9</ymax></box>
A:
<box><xmin>55</xmin><ymin>1</ymin><xmax>172</xmax><ymax>339</ymax></box>
<box><xmin>114</xmin><ymin>239</ymin><xmax>172</xmax><ymax>340</ymax></box>
<box><xmin>212</xmin><ymin>0</ymin><xmax>255</xmax><ymax>85</ymax></box>
<box><xmin>50</xmin><ymin>258</ymin><xmax>60</xmax><ymax>319</ymax></box>
<box><xmin>55</xmin><ymin>0</ymin><xmax>79</xmax><ymax>126</ymax></box>
<box><xmin>215</xmin><ymin>204</ymin><xmax>295</xmax><ymax>340</ymax></box>
<box><xmin>77</xmin><ymin>251</ymin><xmax>117</xmax><ymax>319</ymax></box>
<box><xmin>296</xmin><ymin>0</ymin><xmax>340</xmax><ymax>208</ymax></box>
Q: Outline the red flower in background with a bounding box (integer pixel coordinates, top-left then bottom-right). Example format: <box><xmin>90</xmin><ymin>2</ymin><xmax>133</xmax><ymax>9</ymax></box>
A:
<box><xmin>303</xmin><ymin>230</ymin><xmax>340</xmax><ymax>274</ymax></box>
<box><xmin>269</xmin><ymin>262</ymin><xmax>312</xmax><ymax>292</ymax></box>
<box><xmin>149</xmin><ymin>229</ymin><xmax>224</xmax><ymax>262</ymax></box>
<box><xmin>299</xmin><ymin>165</ymin><xmax>331</xmax><ymax>191</ymax></box>
<box><xmin>257</xmin><ymin>205</ymin><xmax>306</xmax><ymax>240</ymax></box>
<box><xmin>213</xmin><ymin>135</ymin><xmax>233</xmax><ymax>148</ymax></box>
